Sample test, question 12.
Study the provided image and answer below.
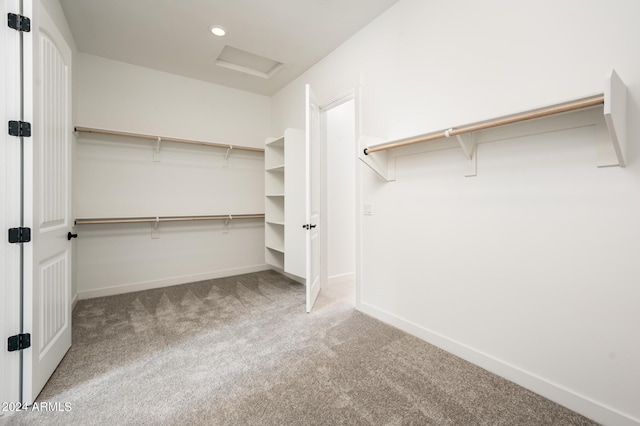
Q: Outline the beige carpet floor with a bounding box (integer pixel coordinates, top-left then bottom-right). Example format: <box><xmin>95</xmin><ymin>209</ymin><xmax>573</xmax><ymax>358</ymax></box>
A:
<box><xmin>9</xmin><ymin>270</ymin><xmax>597</xmax><ymax>425</ymax></box>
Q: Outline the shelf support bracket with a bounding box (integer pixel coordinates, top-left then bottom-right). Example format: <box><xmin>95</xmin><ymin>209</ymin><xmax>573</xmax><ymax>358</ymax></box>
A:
<box><xmin>153</xmin><ymin>137</ymin><xmax>162</xmax><ymax>162</ymax></box>
<box><xmin>358</xmin><ymin>136</ymin><xmax>394</xmax><ymax>181</ymax></box>
<box><xmin>151</xmin><ymin>216</ymin><xmax>160</xmax><ymax>239</ymax></box>
<box><xmin>224</xmin><ymin>146</ymin><xmax>233</xmax><ymax>167</ymax></box>
<box><xmin>598</xmin><ymin>69</ymin><xmax>627</xmax><ymax>167</ymax></box>
<box><xmin>456</xmin><ymin>133</ymin><xmax>477</xmax><ymax>177</ymax></box>
<box><xmin>223</xmin><ymin>215</ymin><xmax>232</xmax><ymax>234</ymax></box>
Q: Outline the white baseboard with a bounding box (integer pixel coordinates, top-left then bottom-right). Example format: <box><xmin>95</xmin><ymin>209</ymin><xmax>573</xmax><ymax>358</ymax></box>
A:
<box><xmin>77</xmin><ymin>264</ymin><xmax>272</xmax><ymax>300</ymax></box>
<box><xmin>357</xmin><ymin>301</ymin><xmax>639</xmax><ymax>426</ymax></box>
<box><xmin>328</xmin><ymin>272</ymin><xmax>355</xmax><ymax>286</ymax></box>
<box><xmin>71</xmin><ymin>293</ymin><xmax>78</xmax><ymax>311</ymax></box>
<box><xmin>267</xmin><ymin>265</ymin><xmax>305</xmax><ymax>285</ymax></box>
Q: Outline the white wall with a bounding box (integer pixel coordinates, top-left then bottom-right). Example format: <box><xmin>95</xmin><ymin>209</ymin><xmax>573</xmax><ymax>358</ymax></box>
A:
<box><xmin>76</xmin><ymin>53</ymin><xmax>270</xmax><ymax>149</ymax></box>
<box><xmin>271</xmin><ymin>1</ymin><xmax>640</xmax><ymax>425</ymax></box>
<box><xmin>325</xmin><ymin>100</ymin><xmax>356</xmax><ymax>282</ymax></box>
<box><xmin>74</xmin><ymin>54</ymin><xmax>271</xmax><ymax>298</ymax></box>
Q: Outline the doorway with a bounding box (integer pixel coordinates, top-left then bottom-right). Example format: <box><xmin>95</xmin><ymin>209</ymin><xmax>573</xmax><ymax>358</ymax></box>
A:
<box><xmin>1</xmin><ymin>0</ymin><xmax>73</xmax><ymax>407</ymax></box>
<box><xmin>320</xmin><ymin>96</ymin><xmax>357</xmax><ymax>305</ymax></box>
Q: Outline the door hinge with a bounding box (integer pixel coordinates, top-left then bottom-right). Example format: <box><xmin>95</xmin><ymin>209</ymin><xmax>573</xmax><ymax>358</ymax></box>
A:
<box><xmin>8</xmin><ymin>227</ymin><xmax>31</xmax><ymax>243</ymax></box>
<box><xmin>7</xmin><ymin>13</ymin><xmax>31</xmax><ymax>32</ymax></box>
<box><xmin>8</xmin><ymin>120</ymin><xmax>31</xmax><ymax>137</ymax></box>
<box><xmin>8</xmin><ymin>333</ymin><xmax>31</xmax><ymax>352</ymax></box>
<box><xmin>302</xmin><ymin>224</ymin><xmax>317</xmax><ymax>230</ymax></box>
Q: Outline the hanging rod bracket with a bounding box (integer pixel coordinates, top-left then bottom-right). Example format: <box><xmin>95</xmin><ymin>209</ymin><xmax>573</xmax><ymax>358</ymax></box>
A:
<box><xmin>600</xmin><ymin>69</ymin><xmax>627</xmax><ymax>167</ymax></box>
<box><xmin>456</xmin><ymin>133</ymin><xmax>475</xmax><ymax>159</ymax></box>
<box><xmin>223</xmin><ymin>146</ymin><xmax>233</xmax><ymax>167</ymax></box>
<box><xmin>151</xmin><ymin>216</ymin><xmax>160</xmax><ymax>239</ymax></box>
<box><xmin>456</xmin><ymin>133</ymin><xmax>477</xmax><ymax>177</ymax></box>
<box><xmin>358</xmin><ymin>135</ymin><xmax>395</xmax><ymax>181</ymax></box>
<box><xmin>223</xmin><ymin>215</ymin><xmax>232</xmax><ymax>234</ymax></box>
<box><xmin>153</xmin><ymin>137</ymin><xmax>162</xmax><ymax>162</ymax></box>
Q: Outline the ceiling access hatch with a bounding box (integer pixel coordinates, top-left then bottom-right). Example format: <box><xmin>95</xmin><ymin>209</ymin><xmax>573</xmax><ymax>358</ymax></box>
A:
<box><xmin>215</xmin><ymin>46</ymin><xmax>284</xmax><ymax>79</ymax></box>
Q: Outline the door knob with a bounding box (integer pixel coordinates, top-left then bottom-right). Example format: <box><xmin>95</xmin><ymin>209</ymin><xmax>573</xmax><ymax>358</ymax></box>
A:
<box><xmin>67</xmin><ymin>232</ymin><xmax>78</xmax><ymax>241</ymax></box>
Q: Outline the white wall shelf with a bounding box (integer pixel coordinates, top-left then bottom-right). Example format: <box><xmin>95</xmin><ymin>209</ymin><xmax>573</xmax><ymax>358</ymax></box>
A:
<box><xmin>360</xmin><ymin>70</ymin><xmax>627</xmax><ymax>181</ymax></box>
<box><xmin>266</xmin><ymin>245</ymin><xmax>285</xmax><ymax>254</ymax></box>
<box><xmin>75</xmin><ymin>126</ymin><xmax>264</xmax><ymax>164</ymax></box>
<box><xmin>265</xmin><ymin>248</ymin><xmax>284</xmax><ymax>270</ymax></box>
<box><xmin>266</xmin><ymin>137</ymin><xmax>285</xmax><ymax>148</ymax></box>
<box><xmin>265</xmin><ymin>221</ymin><xmax>285</xmax><ymax>253</ymax></box>
<box><xmin>266</xmin><ymin>221</ymin><xmax>285</xmax><ymax>226</ymax></box>
<box><xmin>266</xmin><ymin>165</ymin><xmax>285</xmax><ymax>172</ymax></box>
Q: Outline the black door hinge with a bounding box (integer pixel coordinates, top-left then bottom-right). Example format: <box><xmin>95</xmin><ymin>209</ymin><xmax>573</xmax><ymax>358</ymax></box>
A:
<box><xmin>8</xmin><ymin>333</ymin><xmax>31</xmax><ymax>352</ymax></box>
<box><xmin>8</xmin><ymin>227</ymin><xmax>31</xmax><ymax>243</ymax></box>
<box><xmin>8</xmin><ymin>121</ymin><xmax>31</xmax><ymax>137</ymax></box>
<box><xmin>302</xmin><ymin>224</ymin><xmax>317</xmax><ymax>230</ymax></box>
<box><xmin>7</xmin><ymin>13</ymin><xmax>31</xmax><ymax>32</ymax></box>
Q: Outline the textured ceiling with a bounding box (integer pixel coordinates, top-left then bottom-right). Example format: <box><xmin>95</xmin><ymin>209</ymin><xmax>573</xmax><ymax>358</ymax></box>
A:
<box><xmin>60</xmin><ymin>0</ymin><xmax>400</xmax><ymax>96</ymax></box>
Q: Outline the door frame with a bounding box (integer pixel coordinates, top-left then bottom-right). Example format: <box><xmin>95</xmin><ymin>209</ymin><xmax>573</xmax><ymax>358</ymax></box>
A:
<box><xmin>317</xmin><ymin>86</ymin><xmax>362</xmax><ymax>306</ymax></box>
<box><xmin>1</xmin><ymin>0</ymin><xmax>28</xmax><ymax>410</ymax></box>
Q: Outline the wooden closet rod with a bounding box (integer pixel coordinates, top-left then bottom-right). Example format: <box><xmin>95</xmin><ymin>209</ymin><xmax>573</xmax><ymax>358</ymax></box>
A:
<box><xmin>75</xmin><ymin>214</ymin><xmax>265</xmax><ymax>225</ymax></box>
<box><xmin>364</xmin><ymin>94</ymin><xmax>605</xmax><ymax>155</ymax></box>
<box><xmin>75</xmin><ymin>126</ymin><xmax>265</xmax><ymax>153</ymax></box>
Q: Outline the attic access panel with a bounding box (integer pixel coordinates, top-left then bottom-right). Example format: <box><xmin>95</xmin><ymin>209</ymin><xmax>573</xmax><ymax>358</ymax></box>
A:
<box><xmin>216</xmin><ymin>45</ymin><xmax>284</xmax><ymax>79</ymax></box>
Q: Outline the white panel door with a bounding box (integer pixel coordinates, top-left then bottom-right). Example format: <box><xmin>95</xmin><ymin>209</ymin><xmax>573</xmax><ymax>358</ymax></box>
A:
<box><xmin>22</xmin><ymin>2</ymin><xmax>73</xmax><ymax>403</ymax></box>
<box><xmin>305</xmin><ymin>84</ymin><xmax>321</xmax><ymax>312</ymax></box>
<box><xmin>1</xmin><ymin>0</ymin><xmax>23</xmax><ymax>410</ymax></box>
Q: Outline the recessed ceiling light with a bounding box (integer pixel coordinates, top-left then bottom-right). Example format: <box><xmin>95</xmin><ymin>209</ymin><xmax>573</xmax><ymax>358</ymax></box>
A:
<box><xmin>209</xmin><ymin>25</ymin><xmax>226</xmax><ymax>37</ymax></box>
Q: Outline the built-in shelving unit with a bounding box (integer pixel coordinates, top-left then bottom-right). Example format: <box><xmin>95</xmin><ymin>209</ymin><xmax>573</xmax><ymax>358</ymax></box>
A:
<box><xmin>264</xmin><ymin>129</ymin><xmax>305</xmax><ymax>276</ymax></box>
<box><xmin>265</xmin><ymin>135</ymin><xmax>286</xmax><ymax>269</ymax></box>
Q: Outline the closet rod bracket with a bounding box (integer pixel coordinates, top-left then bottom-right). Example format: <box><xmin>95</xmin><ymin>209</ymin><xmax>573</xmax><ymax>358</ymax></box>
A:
<box><xmin>153</xmin><ymin>137</ymin><xmax>162</xmax><ymax>162</ymax></box>
<box><xmin>223</xmin><ymin>215</ymin><xmax>232</xmax><ymax>233</ymax></box>
<box><xmin>223</xmin><ymin>146</ymin><xmax>233</xmax><ymax>166</ymax></box>
<box><xmin>152</xmin><ymin>216</ymin><xmax>160</xmax><ymax>239</ymax></box>
<box><xmin>456</xmin><ymin>133</ymin><xmax>477</xmax><ymax>177</ymax></box>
